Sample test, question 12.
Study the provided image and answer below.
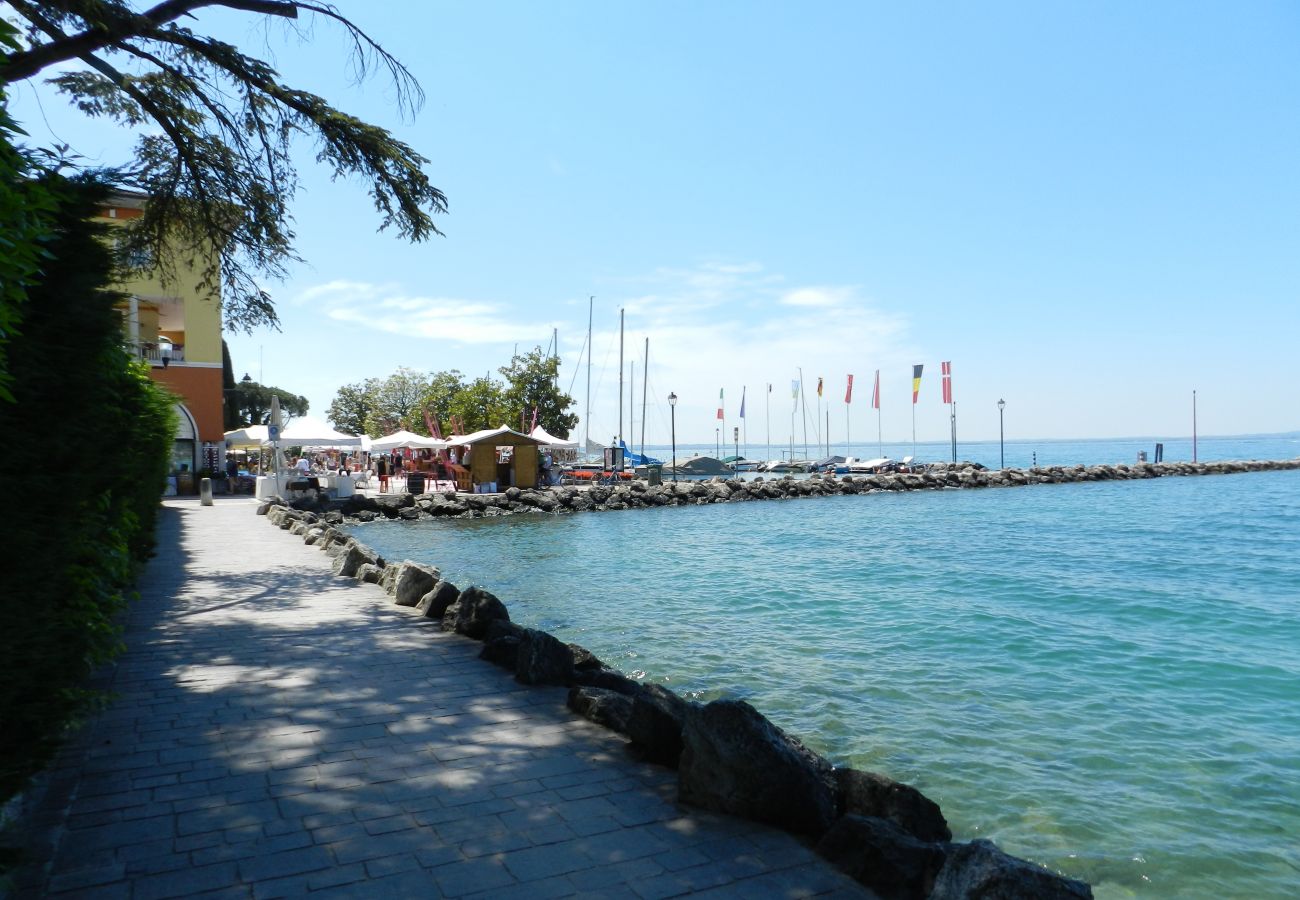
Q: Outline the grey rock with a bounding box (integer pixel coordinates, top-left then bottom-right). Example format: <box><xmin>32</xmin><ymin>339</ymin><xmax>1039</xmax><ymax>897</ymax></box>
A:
<box><xmin>332</xmin><ymin>541</ymin><xmax>368</xmax><ymax>578</ymax></box>
<box><xmin>625</xmin><ymin>684</ymin><xmax>692</xmax><ymax>767</ymax></box>
<box><xmin>678</xmin><ymin>699</ymin><xmax>836</xmax><ymax>836</ymax></box>
<box><xmin>515</xmin><ymin>629</ymin><xmax>575</xmax><ymax>685</ymax></box>
<box><xmin>567</xmin><ymin>686</ymin><xmax>635</xmax><ymax>733</ymax></box>
<box><xmin>571</xmin><ymin>667</ymin><xmax>643</xmax><ymax>696</ymax></box>
<box><xmin>929</xmin><ymin>839</ymin><xmax>1093</xmax><ymax>899</ymax></box>
<box><xmin>416</xmin><ymin>580</ymin><xmax>460</xmax><ymax>619</ymax></box>
<box><xmin>394</xmin><ymin>562</ymin><xmax>440</xmax><ymax>607</ymax></box>
<box><xmin>568</xmin><ymin>643</ymin><xmax>605</xmax><ymax>671</ymax></box>
<box><xmin>836</xmin><ymin>768</ymin><xmax>951</xmax><ymax>842</ymax></box>
<box><xmin>816</xmin><ymin>814</ymin><xmax>946</xmax><ymax>900</ymax></box>
<box><xmin>441</xmin><ymin>586</ymin><xmax>510</xmax><ymax>639</ymax></box>
<box><xmin>480</xmin><ymin>636</ymin><xmax>521</xmax><ymax>669</ymax></box>
<box><xmin>356</xmin><ymin>563</ymin><xmax>382</xmax><ymax>584</ymax></box>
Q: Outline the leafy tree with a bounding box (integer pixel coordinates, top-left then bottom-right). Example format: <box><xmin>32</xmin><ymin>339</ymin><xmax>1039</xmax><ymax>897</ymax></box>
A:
<box><xmin>326</xmin><ymin>377</ymin><xmax>380</xmax><ymax>437</ymax></box>
<box><xmin>227</xmin><ymin>376</ymin><xmax>307</xmax><ymax>426</ymax></box>
<box><xmin>499</xmin><ymin>347</ymin><xmax>578</xmax><ymax>437</ymax></box>
<box><xmin>416</xmin><ymin>369</ymin><xmax>467</xmax><ymax>434</ymax></box>
<box><xmin>448</xmin><ymin>374</ymin><xmax>508</xmax><ymax>434</ymax></box>
<box><xmin>0</xmin><ymin>21</ymin><xmax>60</xmax><ymax>402</ymax></box>
<box><xmin>363</xmin><ymin>366</ymin><xmax>428</xmax><ymax>435</ymax></box>
<box><xmin>0</xmin><ymin>0</ymin><xmax>447</xmax><ymax>331</ymax></box>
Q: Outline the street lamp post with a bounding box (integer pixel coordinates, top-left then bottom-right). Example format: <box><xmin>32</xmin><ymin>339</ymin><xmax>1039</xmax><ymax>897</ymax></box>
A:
<box><xmin>668</xmin><ymin>392</ymin><xmax>678</xmax><ymax>483</ymax></box>
<box><xmin>997</xmin><ymin>398</ymin><xmax>1006</xmax><ymax>469</ymax></box>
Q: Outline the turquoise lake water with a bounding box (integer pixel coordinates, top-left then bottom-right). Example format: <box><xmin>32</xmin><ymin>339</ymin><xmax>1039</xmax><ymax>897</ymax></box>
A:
<box><xmin>355</xmin><ymin>439</ymin><xmax>1300</xmax><ymax>898</ymax></box>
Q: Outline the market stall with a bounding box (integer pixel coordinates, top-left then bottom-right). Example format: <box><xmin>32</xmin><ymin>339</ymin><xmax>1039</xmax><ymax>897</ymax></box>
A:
<box><xmin>452</xmin><ymin>425</ymin><xmax>546</xmax><ymax>492</ymax></box>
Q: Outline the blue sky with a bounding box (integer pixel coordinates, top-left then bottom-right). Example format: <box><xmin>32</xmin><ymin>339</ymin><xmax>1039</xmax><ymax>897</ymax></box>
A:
<box><xmin>8</xmin><ymin>1</ymin><xmax>1299</xmax><ymax>447</ymax></box>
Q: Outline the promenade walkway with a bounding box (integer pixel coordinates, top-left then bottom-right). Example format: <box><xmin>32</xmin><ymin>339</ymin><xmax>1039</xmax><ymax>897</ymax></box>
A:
<box><xmin>6</xmin><ymin>497</ymin><xmax>868</xmax><ymax>899</ymax></box>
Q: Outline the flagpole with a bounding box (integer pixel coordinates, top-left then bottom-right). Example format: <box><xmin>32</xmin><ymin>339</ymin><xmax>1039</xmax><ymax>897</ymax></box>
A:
<box><xmin>799</xmin><ymin>367</ymin><xmax>809</xmax><ymax>461</ymax></box>
<box><xmin>875</xmin><ymin>369</ymin><xmax>882</xmax><ymax>458</ymax></box>
<box><xmin>951</xmin><ymin>403</ymin><xmax>961</xmax><ymax>468</ymax></box>
<box><xmin>765</xmin><ymin>383</ymin><xmax>771</xmax><ymax>464</ymax></box>
<box><xmin>1192</xmin><ymin>389</ymin><xmax>1198</xmax><ymax>463</ymax></box>
<box><xmin>816</xmin><ymin>387</ymin><xmax>821</xmax><ymax>457</ymax></box>
<box><xmin>742</xmin><ymin>385</ymin><xmax>747</xmax><ymax>459</ymax></box>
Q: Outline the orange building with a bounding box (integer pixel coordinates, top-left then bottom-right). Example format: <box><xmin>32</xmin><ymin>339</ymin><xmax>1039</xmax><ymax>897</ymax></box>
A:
<box><xmin>98</xmin><ymin>191</ymin><xmax>226</xmax><ymax>480</ymax></box>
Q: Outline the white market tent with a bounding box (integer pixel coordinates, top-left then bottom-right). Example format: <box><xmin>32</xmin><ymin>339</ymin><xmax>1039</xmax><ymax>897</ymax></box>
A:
<box><xmin>529</xmin><ymin>425</ymin><xmax>578</xmax><ymax>448</ymax></box>
<box><xmin>224</xmin><ymin>425</ymin><xmax>269</xmax><ymax>448</ymax></box>
<box><xmin>268</xmin><ymin>416</ymin><xmax>362</xmax><ymax>448</ymax></box>
<box><xmin>370</xmin><ymin>429</ymin><xmax>448</xmax><ymax>452</ymax></box>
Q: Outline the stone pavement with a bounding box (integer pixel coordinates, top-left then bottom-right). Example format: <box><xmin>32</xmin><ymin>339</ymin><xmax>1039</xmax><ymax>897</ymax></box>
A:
<box><xmin>5</xmin><ymin>497</ymin><xmax>869</xmax><ymax>899</ymax></box>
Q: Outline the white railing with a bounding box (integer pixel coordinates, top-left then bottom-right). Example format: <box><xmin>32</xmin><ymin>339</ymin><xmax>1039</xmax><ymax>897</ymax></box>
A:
<box><xmin>129</xmin><ymin>341</ymin><xmax>187</xmax><ymax>365</ymax></box>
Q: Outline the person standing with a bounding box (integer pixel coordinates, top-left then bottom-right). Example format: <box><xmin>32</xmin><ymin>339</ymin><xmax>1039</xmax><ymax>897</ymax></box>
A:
<box><xmin>376</xmin><ymin>454</ymin><xmax>388</xmax><ymax>492</ymax></box>
<box><xmin>225</xmin><ymin>452</ymin><xmax>239</xmax><ymax>494</ymax></box>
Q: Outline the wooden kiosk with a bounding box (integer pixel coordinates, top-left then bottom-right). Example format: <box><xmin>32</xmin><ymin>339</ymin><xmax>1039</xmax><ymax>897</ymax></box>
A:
<box><xmin>453</xmin><ymin>426</ymin><xmax>546</xmax><ymax>492</ymax></box>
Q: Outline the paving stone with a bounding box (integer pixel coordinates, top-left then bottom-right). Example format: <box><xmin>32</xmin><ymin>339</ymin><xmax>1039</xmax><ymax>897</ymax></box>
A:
<box><xmin>2</xmin><ymin>500</ymin><xmax>868</xmax><ymax>899</ymax></box>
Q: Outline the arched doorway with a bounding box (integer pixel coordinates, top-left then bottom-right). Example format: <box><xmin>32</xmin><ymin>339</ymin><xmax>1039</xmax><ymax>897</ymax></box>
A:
<box><xmin>172</xmin><ymin>402</ymin><xmax>199</xmax><ymax>474</ymax></box>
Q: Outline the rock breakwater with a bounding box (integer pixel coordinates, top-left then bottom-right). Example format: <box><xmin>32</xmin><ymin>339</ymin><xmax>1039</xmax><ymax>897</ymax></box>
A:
<box><xmin>284</xmin><ymin>458</ymin><xmax>1300</xmax><ymax>522</ymax></box>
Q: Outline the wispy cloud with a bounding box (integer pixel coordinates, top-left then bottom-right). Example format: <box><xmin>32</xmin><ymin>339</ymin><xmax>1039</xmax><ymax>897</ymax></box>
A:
<box><xmin>295</xmin><ymin>281</ymin><xmax>556</xmax><ymax>345</ymax></box>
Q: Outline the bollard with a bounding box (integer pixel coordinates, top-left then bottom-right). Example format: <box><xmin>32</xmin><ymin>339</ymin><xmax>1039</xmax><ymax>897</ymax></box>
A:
<box><xmin>200</xmin><ymin>477</ymin><xmax>214</xmax><ymax>506</ymax></box>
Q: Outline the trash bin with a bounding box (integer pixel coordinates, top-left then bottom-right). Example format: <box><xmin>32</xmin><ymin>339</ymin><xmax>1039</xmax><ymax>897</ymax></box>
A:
<box><xmin>406</xmin><ymin>472</ymin><xmax>425</xmax><ymax>495</ymax></box>
<box><xmin>646</xmin><ymin>464</ymin><xmax>663</xmax><ymax>486</ymax></box>
<box><xmin>176</xmin><ymin>471</ymin><xmax>195</xmax><ymax>494</ymax></box>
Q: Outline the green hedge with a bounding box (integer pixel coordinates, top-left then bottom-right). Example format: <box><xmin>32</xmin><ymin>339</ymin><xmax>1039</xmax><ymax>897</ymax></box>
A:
<box><xmin>0</xmin><ymin>173</ymin><xmax>175</xmax><ymax>804</ymax></box>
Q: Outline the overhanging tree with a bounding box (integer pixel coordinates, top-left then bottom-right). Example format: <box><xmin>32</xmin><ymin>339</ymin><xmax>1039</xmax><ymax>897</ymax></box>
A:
<box><xmin>0</xmin><ymin>0</ymin><xmax>447</xmax><ymax>332</ymax></box>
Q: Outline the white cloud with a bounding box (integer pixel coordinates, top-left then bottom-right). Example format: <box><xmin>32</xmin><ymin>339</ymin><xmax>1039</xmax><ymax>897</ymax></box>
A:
<box><xmin>295</xmin><ymin>282</ymin><xmax>556</xmax><ymax>345</ymax></box>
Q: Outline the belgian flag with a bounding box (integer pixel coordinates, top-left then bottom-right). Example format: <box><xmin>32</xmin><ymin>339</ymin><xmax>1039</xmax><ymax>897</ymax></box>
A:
<box><xmin>912</xmin><ymin>364</ymin><xmax>924</xmax><ymax>404</ymax></box>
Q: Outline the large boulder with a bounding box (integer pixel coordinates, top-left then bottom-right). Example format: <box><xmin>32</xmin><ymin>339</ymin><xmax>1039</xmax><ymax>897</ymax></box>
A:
<box><xmin>331</xmin><ymin>541</ymin><xmax>366</xmax><ymax>577</ymax></box>
<box><xmin>835</xmin><ymin>768</ymin><xmax>951</xmax><ymax>842</ymax></box>
<box><xmin>625</xmin><ymin>684</ymin><xmax>692</xmax><ymax>767</ymax></box>
<box><xmin>441</xmin><ymin>586</ymin><xmax>510</xmax><ymax>639</ymax></box>
<box><xmin>515</xmin><ymin>629</ymin><xmax>575</xmax><ymax>685</ymax></box>
<box><xmin>567</xmin><ymin>686</ymin><xmax>635</xmax><ymax>733</ymax></box>
<box><xmin>568</xmin><ymin>643</ymin><xmax>605</xmax><ymax>672</ymax></box>
<box><xmin>416</xmin><ymin>580</ymin><xmax>460</xmax><ymax>620</ymax></box>
<box><xmin>678</xmin><ymin>699</ymin><xmax>836</xmax><ymax>836</ymax></box>
<box><xmin>478</xmin><ymin>619</ymin><xmax>525</xmax><ymax>668</ymax></box>
<box><xmin>929</xmin><ymin>840</ymin><xmax>1092</xmax><ymax>899</ymax></box>
<box><xmin>394</xmin><ymin>562</ymin><xmax>440</xmax><ymax>607</ymax></box>
<box><xmin>816</xmin><ymin>815</ymin><xmax>946</xmax><ymax>900</ymax></box>
<box><xmin>571</xmin><ymin>667</ymin><xmax>643</xmax><ymax>696</ymax></box>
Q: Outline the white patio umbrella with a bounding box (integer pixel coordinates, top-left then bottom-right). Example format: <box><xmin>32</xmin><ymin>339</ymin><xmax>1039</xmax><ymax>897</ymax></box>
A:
<box><xmin>370</xmin><ymin>429</ymin><xmax>448</xmax><ymax>452</ymax></box>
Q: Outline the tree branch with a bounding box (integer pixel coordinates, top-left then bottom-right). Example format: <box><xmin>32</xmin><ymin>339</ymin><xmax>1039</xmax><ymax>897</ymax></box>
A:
<box><xmin>1</xmin><ymin>0</ymin><xmax>298</xmax><ymax>83</ymax></box>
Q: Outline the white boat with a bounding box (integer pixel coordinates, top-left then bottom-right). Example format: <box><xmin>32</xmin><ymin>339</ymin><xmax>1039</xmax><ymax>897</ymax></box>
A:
<box><xmin>845</xmin><ymin>456</ymin><xmax>893</xmax><ymax>474</ymax></box>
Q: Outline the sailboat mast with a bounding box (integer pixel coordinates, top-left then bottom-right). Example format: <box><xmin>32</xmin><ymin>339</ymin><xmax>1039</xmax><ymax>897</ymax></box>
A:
<box><xmin>799</xmin><ymin>367</ymin><xmax>809</xmax><ymax>460</ymax></box>
<box><xmin>584</xmin><ymin>297</ymin><xmax>592</xmax><ymax>454</ymax></box>
<box><xmin>618</xmin><ymin>308</ymin><xmax>624</xmax><ymax>447</ymax></box>
<box><xmin>641</xmin><ymin>337</ymin><xmax>649</xmax><ymax>461</ymax></box>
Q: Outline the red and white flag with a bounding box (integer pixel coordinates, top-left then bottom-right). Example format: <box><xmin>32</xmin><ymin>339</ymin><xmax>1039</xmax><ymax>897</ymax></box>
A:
<box><xmin>872</xmin><ymin>370</ymin><xmax>880</xmax><ymax>410</ymax></box>
<box><xmin>942</xmin><ymin>361</ymin><xmax>953</xmax><ymax>404</ymax></box>
<box><xmin>845</xmin><ymin>374</ymin><xmax>854</xmax><ymax>404</ymax></box>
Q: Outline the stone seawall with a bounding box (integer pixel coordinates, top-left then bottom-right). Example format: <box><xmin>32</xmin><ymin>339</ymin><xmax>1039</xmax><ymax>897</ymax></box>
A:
<box><xmin>287</xmin><ymin>458</ymin><xmax>1300</xmax><ymax>523</ymax></box>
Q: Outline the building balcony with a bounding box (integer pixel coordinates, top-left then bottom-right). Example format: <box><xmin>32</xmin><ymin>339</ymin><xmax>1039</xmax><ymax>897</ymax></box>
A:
<box><xmin>129</xmin><ymin>339</ymin><xmax>187</xmax><ymax>367</ymax></box>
